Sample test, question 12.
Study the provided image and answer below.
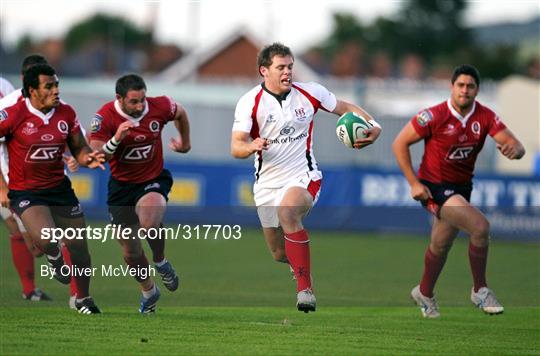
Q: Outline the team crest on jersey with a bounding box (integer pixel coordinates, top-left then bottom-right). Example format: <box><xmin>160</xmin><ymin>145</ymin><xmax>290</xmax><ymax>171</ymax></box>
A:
<box><xmin>57</xmin><ymin>120</ymin><xmax>69</xmax><ymax>134</ymax></box>
<box><xmin>471</xmin><ymin>121</ymin><xmax>481</xmax><ymax>136</ymax></box>
<box><xmin>294</xmin><ymin>107</ymin><xmax>307</xmax><ymax>121</ymax></box>
<box><xmin>22</xmin><ymin>122</ymin><xmax>38</xmax><ymax>135</ymax></box>
<box><xmin>149</xmin><ymin>120</ymin><xmax>160</xmax><ymax>133</ymax></box>
<box><xmin>0</xmin><ymin>110</ymin><xmax>7</xmax><ymax>121</ymax></box>
<box><xmin>416</xmin><ymin>110</ymin><xmax>432</xmax><ymax>127</ymax></box>
<box><xmin>90</xmin><ymin>114</ymin><xmax>102</xmax><ymax>133</ymax></box>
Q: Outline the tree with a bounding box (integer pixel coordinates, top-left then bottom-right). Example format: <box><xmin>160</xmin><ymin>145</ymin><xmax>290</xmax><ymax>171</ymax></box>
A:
<box><xmin>64</xmin><ymin>13</ymin><xmax>152</xmax><ymax>53</ymax></box>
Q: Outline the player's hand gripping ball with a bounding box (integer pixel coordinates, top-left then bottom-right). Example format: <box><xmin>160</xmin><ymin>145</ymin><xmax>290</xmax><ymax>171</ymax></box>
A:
<box><xmin>336</xmin><ymin>112</ymin><xmax>371</xmax><ymax>148</ymax></box>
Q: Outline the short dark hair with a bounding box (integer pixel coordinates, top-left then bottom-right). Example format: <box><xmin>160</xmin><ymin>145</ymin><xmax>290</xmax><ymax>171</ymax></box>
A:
<box><xmin>115</xmin><ymin>74</ymin><xmax>146</xmax><ymax>97</ymax></box>
<box><xmin>22</xmin><ymin>64</ymin><xmax>56</xmax><ymax>98</ymax></box>
<box><xmin>257</xmin><ymin>42</ymin><xmax>294</xmax><ymax>76</ymax></box>
<box><xmin>451</xmin><ymin>64</ymin><xmax>480</xmax><ymax>87</ymax></box>
<box><xmin>21</xmin><ymin>54</ymin><xmax>48</xmax><ymax>75</ymax></box>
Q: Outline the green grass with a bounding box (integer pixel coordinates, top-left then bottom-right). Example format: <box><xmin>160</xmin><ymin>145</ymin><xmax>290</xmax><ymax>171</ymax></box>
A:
<box><xmin>1</xmin><ymin>224</ymin><xmax>539</xmax><ymax>354</ymax></box>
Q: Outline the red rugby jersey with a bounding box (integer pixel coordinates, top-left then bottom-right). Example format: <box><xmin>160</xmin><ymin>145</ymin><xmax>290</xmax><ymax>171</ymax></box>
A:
<box><xmin>90</xmin><ymin>96</ymin><xmax>176</xmax><ymax>183</ymax></box>
<box><xmin>0</xmin><ymin>99</ymin><xmax>81</xmax><ymax>190</ymax></box>
<box><xmin>411</xmin><ymin>100</ymin><xmax>506</xmax><ymax>184</ymax></box>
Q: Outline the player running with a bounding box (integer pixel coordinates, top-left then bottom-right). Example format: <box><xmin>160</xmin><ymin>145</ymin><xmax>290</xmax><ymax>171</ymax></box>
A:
<box><xmin>0</xmin><ymin>64</ymin><xmax>105</xmax><ymax>314</ymax></box>
<box><xmin>231</xmin><ymin>43</ymin><xmax>381</xmax><ymax>312</ymax></box>
<box><xmin>392</xmin><ymin>64</ymin><xmax>525</xmax><ymax>318</ymax></box>
<box><xmin>90</xmin><ymin>74</ymin><xmax>191</xmax><ymax>314</ymax></box>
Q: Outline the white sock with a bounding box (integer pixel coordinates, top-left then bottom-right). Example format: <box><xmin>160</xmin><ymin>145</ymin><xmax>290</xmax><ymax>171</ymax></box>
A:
<box><xmin>155</xmin><ymin>259</ymin><xmax>167</xmax><ymax>268</ymax></box>
<box><xmin>142</xmin><ymin>283</ymin><xmax>156</xmax><ymax>299</ymax></box>
<box><xmin>76</xmin><ymin>296</ymin><xmax>90</xmax><ymax>303</ymax></box>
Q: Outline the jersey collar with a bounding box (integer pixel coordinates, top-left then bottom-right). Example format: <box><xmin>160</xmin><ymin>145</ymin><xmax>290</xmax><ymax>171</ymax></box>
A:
<box><xmin>262</xmin><ymin>82</ymin><xmax>290</xmax><ymax>107</ymax></box>
<box><xmin>25</xmin><ymin>98</ymin><xmax>55</xmax><ymax>125</ymax></box>
<box><xmin>114</xmin><ymin>99</ymin><xmax>149</xmax><ymax>127</ymax></box>
<box><xmin>447</xmin><ymin>99</ymin><xmax>476</xmax><ymax>127</ymax></box>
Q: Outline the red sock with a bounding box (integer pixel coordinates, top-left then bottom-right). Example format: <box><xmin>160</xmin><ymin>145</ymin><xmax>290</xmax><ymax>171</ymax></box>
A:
<box><xmin>284</xmin><ymin>229</ymin><xmax>311</xmax><ymax>292</ymax></box>
<box><xmin>10</xmin><ymin>234</ymin><xmax>35</xmax><ymax>295</ymax></box>
<box><xmin>419</xmin><ymin>247</ymin><xmax>447</xmax><ymax>298</ymax></box>
<box><xmin>62</xmin><ymin>245</ymin><xmax>78</xmax><ymax>297</ymax></box>
<box><xmin>469</xmin><ymin>243</ymin><xmax>488</xmax><ymax>292</ymax></box>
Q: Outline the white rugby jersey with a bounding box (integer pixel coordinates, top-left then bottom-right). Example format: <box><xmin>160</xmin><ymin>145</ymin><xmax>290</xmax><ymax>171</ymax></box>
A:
<box><xmin>0</xmin><ymin>87</ymin><xmax>21</xmax><ymax>183</ymax></box>
<box><xmin>233</xmin><ymin>82</ymin><xmax>337</xmax><ymax>188</ymax></box>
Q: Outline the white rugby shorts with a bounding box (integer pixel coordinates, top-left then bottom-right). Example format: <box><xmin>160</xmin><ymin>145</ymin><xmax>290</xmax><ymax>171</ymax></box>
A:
<box><xmin>254</xmin><ymin>170</ymin><xmax>322</xmax><ymax>228</ymax></box>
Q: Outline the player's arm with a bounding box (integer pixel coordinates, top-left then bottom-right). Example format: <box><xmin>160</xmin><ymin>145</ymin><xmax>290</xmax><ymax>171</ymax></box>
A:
<box><xmin>168</xmin><ymin>102</ymin><xmax>191</xmax><ymax>153</ymax></box>
<box><xmin>332</xmin><ymin>99</ymin><xmax>382</xmax><ymax>149</ymax></box>
<box><xmin>392</xmin><ymin>122</ymin><xmax>432</xmax><ymax>201</ymax></box>
<box><xmin>0</xmin><ymin>166</ymin><xmax>8</xmax><ymax>208</ymax></box>
<box><xmin>90</xmin><ymin>120</ymin><xmax>134</xmax><ymax>161</ymax></box>
<box><xmin>492</xmin><ymin>128</ymin><xmax>525</xmax><ymax>160</ymax></box>
<box><xmin>231</xmin><ymin>131</ymin><xmax>268</xmax><ymax>159</ymax></box>
<box><xmin>67</xmin><ymin>130</ymin><xmax>105</xmax><ymax>170</ymax></box>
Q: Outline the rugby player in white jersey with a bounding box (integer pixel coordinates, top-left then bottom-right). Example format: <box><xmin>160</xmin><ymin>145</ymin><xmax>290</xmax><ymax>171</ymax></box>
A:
<box><xmin>231</xmin><ymin>43</ymin><xmax>382</xmax><ymax>312</ymax></box>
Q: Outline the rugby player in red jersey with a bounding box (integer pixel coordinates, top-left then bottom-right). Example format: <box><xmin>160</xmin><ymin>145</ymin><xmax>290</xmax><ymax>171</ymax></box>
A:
<box><xmin>393</xmin><ymin>64</ymin><xmax>525</xmax><ymax>318</ymax></box>
<box><xmin>0</xmin><ymin>54</ymin><xmax>81</xmax><ymax>307</ymax></box>
<box><xmin>90</xmin><ymin>74</ymin><xmax>191</xmax><ymax>314</ymax></box>
<box><xmin>0</xmin><ymin>64</ymin><xmax>105</xmax><ymax>314</ymax></box>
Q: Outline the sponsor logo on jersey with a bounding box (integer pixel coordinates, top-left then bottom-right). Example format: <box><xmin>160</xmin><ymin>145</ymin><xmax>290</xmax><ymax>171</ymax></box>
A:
<box><xmin>279</xmin><ymin>126</ymin><xmax>295</xmax><ymax>136</ymax></box>
<box><xmin>22</xmin><ymin>122</ymin><xmax>38</xmax><ymax>135</ymax></box>
<box><xmin>19</xmin><ymin>200</ymin><xmax>30</xmax><ymax>208</ymax></box>
<box><xmin>447</xmin><ymin>145</ymin><xmax>474</xmax><ymax>160</ymax></box>
<box><xmin>416</xmin><ymin>110</ymin><xmax>433</xmax><ymax>127</ymax></box>
<box><xmin>41</xmin><ymin>134</ymin><xmax>54</xmax><ymax>142</ymax></box>
<box><xmin>0</xmin><ymin>110</ymin><xmax>8</xmax><ymax>121</ymax></box>
<box><xmin>122</xmin><ymin>144</ymin><xmax>154</xmax><ymax>161</ymax></box>
<box><xmin>265</xmin><ymin>114</ymin><xmax>276</xmax><ymax>123</ymax></box>
<box><xmin>57</xmin><ymin>120</ymin><xmax>69</xmax><ymax>134</ymax></box>
<box><xmin>25</xmin><ymin>144</ymin><xmax>63</xmax><ymax>162</ymax></box>
<box><xmin>90</xmin><ymin>114</ymin><xmax>102</xmax><ymax>133</ymax></box>
<box><xmin>294</xmin><ymin>107</ymin><xmax>307</xmax><ymax>121</ymax></box>
<box><xmin>149</xmin><ymin>120</ymin><xmax>160</xmax><ymax>133</ymax></box>
<box><xmin>443</xmin><ymin>124</ymin><xmax>456</xmax><ymax>136</ymax></box>
<box><xmin>134</xmin><ymin>134</ymin><xmax>146</xmax><ymax>142</ymax></box>
<box><xmin>471</xmin><ymin>121</ymin><xmax>481</xmax><ymax>135</ymax></box>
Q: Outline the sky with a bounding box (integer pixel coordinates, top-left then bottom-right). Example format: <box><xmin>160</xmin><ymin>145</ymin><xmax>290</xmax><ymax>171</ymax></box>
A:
<box><xmin>1</xmin><ymin>0</ymin><xmax>539</xmax><ymax>51</ymax></box>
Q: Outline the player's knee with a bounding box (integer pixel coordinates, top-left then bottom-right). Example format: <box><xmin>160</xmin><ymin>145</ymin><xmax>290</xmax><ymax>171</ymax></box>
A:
<box><xmin>472</xmin><ymin>218</ymin><xmax>490</xmax><ymax>240</ymax></box>
<box><xmin>138</xmin><ymin>217</ymin><xmax>160</xmax><ymax>230</ymax></box>
<box><xmin>277</xmin><ymin>207</ymin><xmax>302</xmax><ymax>229</ymax></box>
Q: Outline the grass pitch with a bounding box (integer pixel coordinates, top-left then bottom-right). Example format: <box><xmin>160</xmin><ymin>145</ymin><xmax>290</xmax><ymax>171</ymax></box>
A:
<box><xmin>1</xmin><ymin>225</ymin><xmax>539</xmax><ymax>354</ymax></box>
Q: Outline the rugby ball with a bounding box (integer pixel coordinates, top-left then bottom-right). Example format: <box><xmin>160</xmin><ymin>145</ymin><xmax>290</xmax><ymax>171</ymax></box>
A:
<box><xmin>336</xmin><ymin>112</ymin><xmax>371</xmax><ymax>148</ymax></box>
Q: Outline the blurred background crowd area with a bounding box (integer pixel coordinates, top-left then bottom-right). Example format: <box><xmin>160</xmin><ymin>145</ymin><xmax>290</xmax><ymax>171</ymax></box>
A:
<box><xmin>0</xmin><ymin>0</ymin><xmax>539</xmax><ymax>177</ymax></box>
